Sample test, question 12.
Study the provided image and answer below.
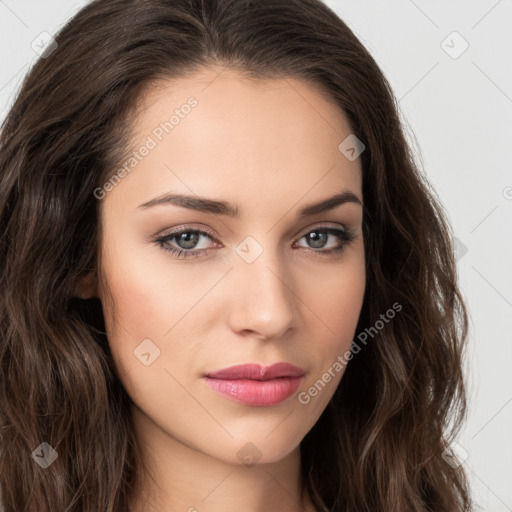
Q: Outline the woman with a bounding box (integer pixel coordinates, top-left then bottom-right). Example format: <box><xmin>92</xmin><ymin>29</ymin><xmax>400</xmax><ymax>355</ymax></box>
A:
<box><xmin>0</xmin><ymin>0</ymin><xmax>473</xmax><ymax>510</ymax></box>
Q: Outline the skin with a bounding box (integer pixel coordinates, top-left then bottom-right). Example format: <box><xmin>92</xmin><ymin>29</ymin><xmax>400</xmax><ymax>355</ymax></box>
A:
<box><xmin>78</xmin><ymin>64</ymin><xmax>366</xmax><ymax>512</ymax></box>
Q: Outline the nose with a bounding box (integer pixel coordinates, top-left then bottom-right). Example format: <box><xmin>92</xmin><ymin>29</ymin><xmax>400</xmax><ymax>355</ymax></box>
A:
<box><xmin>227</xmin><ymin>245</ymin><xmax>295</xmax><ymax>341</ymax></box>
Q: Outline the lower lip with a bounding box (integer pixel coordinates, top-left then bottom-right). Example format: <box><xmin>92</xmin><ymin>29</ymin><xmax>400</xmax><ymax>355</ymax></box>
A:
<box><xmin>203</xmin><ymin>376</ymin><xmax>304</xmax><ymax>406</ymax></box>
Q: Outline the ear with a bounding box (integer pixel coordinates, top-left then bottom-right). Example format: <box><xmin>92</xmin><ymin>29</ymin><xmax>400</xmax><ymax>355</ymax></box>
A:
<box><xmin>75</xmin><ymin>270</ymin><xmax>99</xmax><ymax>299</ymax></box>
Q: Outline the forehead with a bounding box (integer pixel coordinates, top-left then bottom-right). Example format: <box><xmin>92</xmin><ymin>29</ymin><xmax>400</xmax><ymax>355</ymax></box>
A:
<box><xmin>132</xmin><ymin>65</ymin><xmax>353</xmax><ymax>143</ymax></box>
<box><xmin>105</xmin><ymin>66</ymin><xmax>362</xmax><ymax>216</ymax></box>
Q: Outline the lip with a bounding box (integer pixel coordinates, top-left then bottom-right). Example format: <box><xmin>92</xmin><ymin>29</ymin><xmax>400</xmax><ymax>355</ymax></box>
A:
<box><xmin>203</xmin><ymin>363</ymin><xmax>305</xmax><ymax>407</ymax></box>
<box><xmin>206</xmin><ymin>362</ymin><xmax>305</xmax><ymax>380</ymax></box>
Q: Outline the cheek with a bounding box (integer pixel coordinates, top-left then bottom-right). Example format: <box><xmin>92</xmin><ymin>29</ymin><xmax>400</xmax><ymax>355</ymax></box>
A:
<box><xmin>99</xmin><ymin>228</ymin><xmax>184</xmax><ymax>338</ymax></box>
<box><xmin>103</xmin><ymin>267</ymin><xmax>168</xmax><ymax>339</ymax></box>
<box><xmin>98</xmin><ymin>266</ymin><xmax>192</xmax><ymax>409</ymax></box>
<box><xmin>97</xmin><ymin>240</ymin><xmax>174</xmax><ymax>383</ymax></box>
<box><xmin>323</xmin><ymin>279</ymin><xmax>365</xmax><ymax>346</ymax></box>
<box><xmin>295</xmin><ymin>261</ymin><xmax>365</xmax><ymax>413</ymax></box>
<box><xmin>98</xmin><ymin>239</ymin><xmax>213</xmax><ymax>396</ymax></box>
<box><xmin>300</xmin><ymin>251</ymin><xmax>366</xmax><ymax>400</ymax></box>
<box><xmin>313</xmin><ymin>251</ymin><xmax>366</xmax><ymax>343</ymax></box>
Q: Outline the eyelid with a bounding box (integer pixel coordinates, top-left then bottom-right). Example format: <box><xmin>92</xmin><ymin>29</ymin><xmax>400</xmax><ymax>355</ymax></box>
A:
<box><xmin>154</xmin><ymin>223</ymin><xmax>218</xmax><ymax>242</ymax></box>
<box><xmin>296</xmin><ymin>221</ymin><xmax>349</xmax><ymax>236</ymax></box>
<box><xmin>154</xmin><ymin>221</ymin><xmax>350</xmax><ymax>243</ymax></box>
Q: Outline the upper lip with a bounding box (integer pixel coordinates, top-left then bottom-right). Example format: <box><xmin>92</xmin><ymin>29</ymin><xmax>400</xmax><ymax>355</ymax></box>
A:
<box><xmin>205</xmin><ymin>362</ymin><xmax>305</xmax><ymax>380</ymax></box>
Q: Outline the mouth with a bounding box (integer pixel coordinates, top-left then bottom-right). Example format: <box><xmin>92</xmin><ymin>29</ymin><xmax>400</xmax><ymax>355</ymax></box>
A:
<box><xmin>203</xmin><ymin>362</ymin><xmax>305</xmax><ymax>407</ymax></box>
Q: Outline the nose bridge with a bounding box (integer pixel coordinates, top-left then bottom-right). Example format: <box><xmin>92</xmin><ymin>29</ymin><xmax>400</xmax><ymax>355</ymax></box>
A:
<box><xmin>229</xmin><ymin>234</ymin><xmax>295</xmax><ymax>338</ymax></box>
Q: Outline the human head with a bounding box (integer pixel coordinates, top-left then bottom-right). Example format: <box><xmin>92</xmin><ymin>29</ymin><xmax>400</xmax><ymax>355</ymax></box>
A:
<box><xmin>91</xmin><ymin>65</ymin><xmax>367</xmax><ymax>511</ymax></box>
<box><xmin>0</xmin><ymin>1</ymin><xmax>471</xmax><ymax>511</ymax></box>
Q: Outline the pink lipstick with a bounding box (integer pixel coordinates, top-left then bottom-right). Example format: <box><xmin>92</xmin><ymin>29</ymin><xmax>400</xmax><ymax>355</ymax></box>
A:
<box><xmin>203</xmin><ymin>362</ymin><xmax>305</xmax><ymax>407</ymax></box>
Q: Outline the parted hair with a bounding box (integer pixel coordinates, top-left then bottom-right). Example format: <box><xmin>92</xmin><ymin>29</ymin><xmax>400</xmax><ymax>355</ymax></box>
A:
<box><xmin>0</xmin><ymin>0</ymin><xmax>472</xmax><ymax>510</ymax></box>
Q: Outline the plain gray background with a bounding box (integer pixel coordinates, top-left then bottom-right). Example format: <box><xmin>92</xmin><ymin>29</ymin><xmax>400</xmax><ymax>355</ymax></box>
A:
<box><xmin>1</xmin><ymin>0</ymin><xmax>511</xmax><ymax>510</ymax></box>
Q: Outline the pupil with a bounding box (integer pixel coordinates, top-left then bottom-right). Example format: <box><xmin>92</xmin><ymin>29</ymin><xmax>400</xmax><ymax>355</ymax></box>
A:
<box><xmin>177</xmin><ymin>232</ymin><xmax>198</xmax><ymax>249</ymax></box>
<box><xmin>308</xmin><ymin>231</ymin><xmax>326</xmax><ymax>248</ymax></box>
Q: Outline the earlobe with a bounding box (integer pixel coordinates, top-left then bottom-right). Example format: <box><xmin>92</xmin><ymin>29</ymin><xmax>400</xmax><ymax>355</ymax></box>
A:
<box><xmin>75</xmin><ymin>271</ymin><xmax>98</xmax><ymax>299</ymax></box>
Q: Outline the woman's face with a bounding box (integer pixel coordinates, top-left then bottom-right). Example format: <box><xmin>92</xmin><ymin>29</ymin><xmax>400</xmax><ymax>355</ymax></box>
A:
<box><xmin>96</xmin><ymin>65</ymin><xmax>366</xmax><ymax>466</ymax></box>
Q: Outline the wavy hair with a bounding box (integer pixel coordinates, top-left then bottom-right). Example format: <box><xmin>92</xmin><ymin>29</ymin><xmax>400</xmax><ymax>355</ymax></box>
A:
<box><xmin>0</xmin><ymin>0</ymin><xmax>472</xmax><ymax>510</ymax></box>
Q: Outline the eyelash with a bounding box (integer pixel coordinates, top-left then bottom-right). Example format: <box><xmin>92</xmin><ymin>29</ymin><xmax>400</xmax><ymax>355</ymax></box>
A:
<box><xmin>154</xmin><ymin>224</ymin><xmax>357</xmax><ymax>260</ymax></box>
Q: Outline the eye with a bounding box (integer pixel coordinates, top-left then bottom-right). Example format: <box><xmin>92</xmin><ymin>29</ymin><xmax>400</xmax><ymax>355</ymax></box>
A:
<box><xmin>293</xmin><ymin>226</ymin><xmax>357</xmax><ymax>257</ymax></box>
<box><xmin>154</xmin><ymin>227</ymin><xmax>218</xmax><ymax>259</ymax></box>
<box><xmin>154</xmin><ymin>224</ymin><xmax>357</xmax><ymax>259</ymax></box>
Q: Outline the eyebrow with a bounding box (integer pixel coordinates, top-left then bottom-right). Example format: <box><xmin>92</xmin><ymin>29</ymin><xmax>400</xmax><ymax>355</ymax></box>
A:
<box><xmin>137</xmin><ymin>189</ymin><xmax>363</xmax><ymax>218</ymax></box>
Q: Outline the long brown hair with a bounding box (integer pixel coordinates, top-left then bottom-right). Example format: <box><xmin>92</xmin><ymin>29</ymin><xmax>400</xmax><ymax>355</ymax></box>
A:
<box><xmin>0</xmin><ymin>0</ymin><xmax>473</xmax><ymax>510</ymax></box>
